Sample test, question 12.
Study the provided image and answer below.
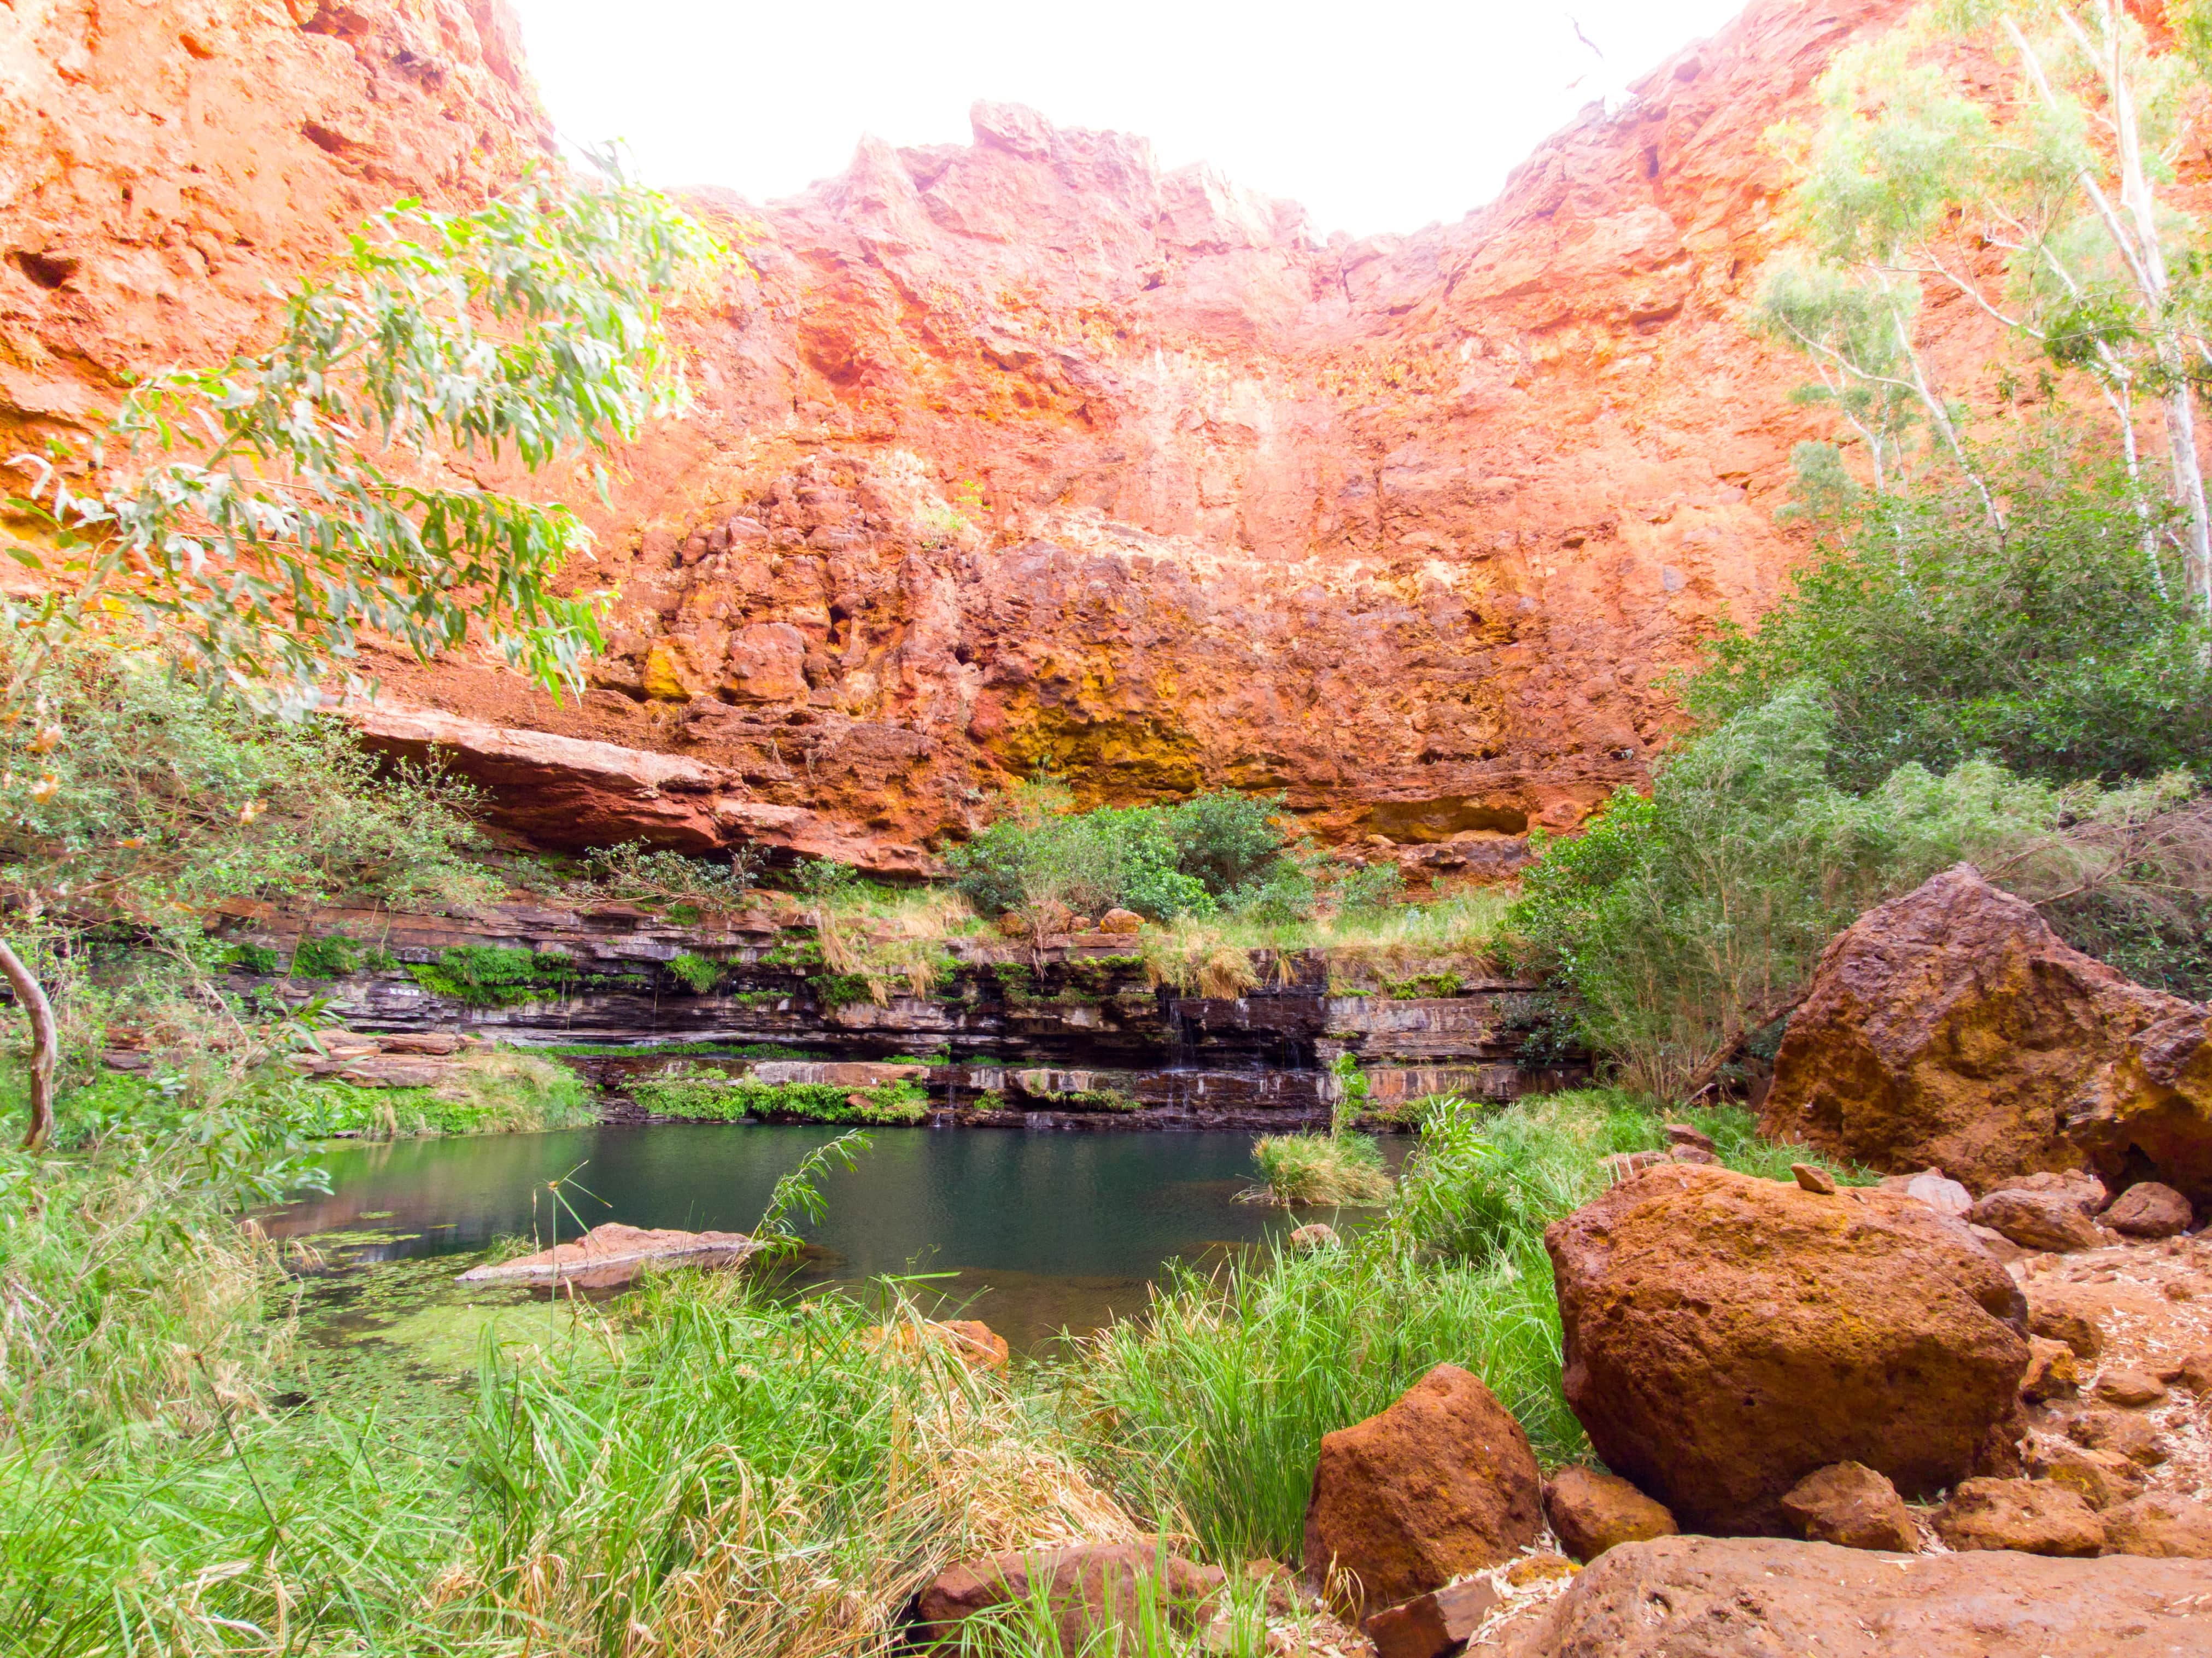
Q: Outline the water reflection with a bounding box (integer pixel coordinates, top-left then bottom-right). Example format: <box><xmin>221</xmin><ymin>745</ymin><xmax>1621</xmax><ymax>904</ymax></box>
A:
<box><xmin>271</xmin><ymin>1124</ymin><xmax>1362</xmax><ymax>1347</ymax></box>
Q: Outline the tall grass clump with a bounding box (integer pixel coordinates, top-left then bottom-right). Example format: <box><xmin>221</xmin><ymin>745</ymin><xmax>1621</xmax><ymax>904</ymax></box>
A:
<box><xmin>1248</xmin><ymin>1056</ymin><xmax>1391</xmax><ymax>1207</ymax></box>
<box><xmin>459</xmin><ymin>1280</ymin><xmax>1131</xmax><ymax>1654</ymax></box>
<box><xmin>283</xmin><ymin>1048</ymin><xmax>596</xmax><ymax>1139</ymax></box>
<box><xmin>1076</xmin><ymin>1240</ymin><xmax>1577</xmax><ymax>1563</ymax></box>
<box><xmin>0</xmin><ymin>1063</ymin><xmax>326</xmax><ymax>1448</ymax></box>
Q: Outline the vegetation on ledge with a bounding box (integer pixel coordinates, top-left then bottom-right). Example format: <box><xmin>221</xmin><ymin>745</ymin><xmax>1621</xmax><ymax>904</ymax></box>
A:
<box><xmin>627</xmin><ymin>1066</ymin><xmax>931</xmax><ymax>1126</ymax></box>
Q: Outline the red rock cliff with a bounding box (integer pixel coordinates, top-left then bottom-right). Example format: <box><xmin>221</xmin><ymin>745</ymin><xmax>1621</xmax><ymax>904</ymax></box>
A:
<box><xmin>3</xmin><ymin>0</ymin><xmax>1927</xmax><ymax>869</ymax></box>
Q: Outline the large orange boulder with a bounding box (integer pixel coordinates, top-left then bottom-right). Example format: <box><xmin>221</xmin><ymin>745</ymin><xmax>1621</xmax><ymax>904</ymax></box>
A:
<box><xmin>1301</xmin><ymin>1363</ymin><xmax>1543</xmax><ymax>1617</ymax></box>
<box><xmin>1544</xmin><ymin>1163</ymin><xmax>2029</xmax><ymax>1535</ymax></box>
<box><xmin>1763</xmin><ymin>866</ymin><xmax>2197</xmax><ymax>1194</ymax></box>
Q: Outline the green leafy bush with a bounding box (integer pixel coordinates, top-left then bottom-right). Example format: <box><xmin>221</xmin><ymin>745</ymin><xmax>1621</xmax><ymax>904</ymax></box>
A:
<box><xmin>946</xmin><ymin>781</ymin><xmax>1299</xmax><ymax>922</ymax></box>
<box><xmin>666</xmin><ymin>952</ymin><xmax>724</xmax><ymax>994</ymax></box>
<box><xmin>407</xmin><ymin>945</ymin><xmax>592</xmax><ymax>1008</ymax></box>
<box><xmin>1688</xmin><ymin>441</ymin><xmax>2212</xmax><ymax>789</ymax></box>
<box><xmin>1511</xmin><ymin>686</ymin><xmax>2069</xmax><ymax>1095</ymax></box>
<box><xmin>628</xmin><ymin>1069</ymin><xmax>928</xmax><ymax>1126</ymax></box>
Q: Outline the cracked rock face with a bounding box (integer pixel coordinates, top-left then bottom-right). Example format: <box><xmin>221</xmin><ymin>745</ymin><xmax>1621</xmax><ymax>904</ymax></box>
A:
<box><xmin>4</xmin><ymin>0</ymin><xmax>1981</xmax><ymax>864</ymax></box>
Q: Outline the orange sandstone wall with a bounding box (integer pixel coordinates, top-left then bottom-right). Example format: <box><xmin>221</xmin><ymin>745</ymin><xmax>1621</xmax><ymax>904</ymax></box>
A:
<box><xmin>1</xmin><ymin>0</ymin><xmax>1931</xmax><ymax>868</ymax></box>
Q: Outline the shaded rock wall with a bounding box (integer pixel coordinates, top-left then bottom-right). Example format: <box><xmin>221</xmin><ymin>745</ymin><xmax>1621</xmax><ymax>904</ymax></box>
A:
<box><xmin>6</xmin><ymin>0</ymin><xmax>1965</xmax><ymax>867</ymax></box>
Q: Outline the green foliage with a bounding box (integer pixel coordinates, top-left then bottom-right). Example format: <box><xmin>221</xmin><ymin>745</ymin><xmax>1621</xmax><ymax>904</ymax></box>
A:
<box><xmin>946</xmin><ymin>782</ymin><xmax>1298</xmax><ymax>922</ymax></box>
<box><xmin>407</xmin><ymin>945</ymin><xmax>591</xmax><ymax>1008</ymax></box>
<box><xmin>289</xmin><ymin>933</ymin><xmax>361</xmax><ymax>979</ymax></box>
<box><xmin>628</xmin><ymin>1068</ymin><xmax>929</xmax><ymax>1126</ymax></box>
<box><xmin>1687</xmin><ymin>441</ymin><xmax>2212</xmax><ymax>788</ymax></box>
<box><xmin>221</xmin><ymin>941</ymin><xmax>282</xmax><ymax>976</ymax></box>
<box><xmin>282</xmin><ymin>1051</ymin><xmax>595</xmax><ymax>1139</ymax></box>
<box><xmin>1249</xmin><ymin>1133</ymin><xmax>1391</xmax><ymax>1206</ymax></box>
<box><xmin>0</xmin><ymin>651</ymin><xmax>495</xmax><ymax>940</ymax></box>
<box><xmin>666</xmin><ymin>951</ymin><xmax>724</xmax><ymax>995</ymax></box>
<box><xmin>1333</xmin><ymin>862</ymin><xmax>1406</xmax><ymax>916</ymax></box>
<box><xmin>1078</xmin><ymin>1238</ymin><xmax>1577</xmax><ymax>1563</ymax></box>
<box><xmin>6</xmin><ymin>172</ymin><xmax>719</xmax><ymax>710</ymax></box>
<box><xmin>0</xmin><ymin>1059</ymin><xmax>331</xmax><ymax>1448</ymax></box>
<box><xmin>752</xmin><ymin>1129</ymin><xmax>873</xmax><ymax>1256</ymax></box>
<box><xmin>1512</xmin><ymin>684</ymin><xmax>2070</xmax><ymax>1095</ymax></box>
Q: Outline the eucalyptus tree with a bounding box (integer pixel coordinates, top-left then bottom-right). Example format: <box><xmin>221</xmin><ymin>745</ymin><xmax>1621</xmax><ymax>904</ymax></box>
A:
<box><xmin>1757</xmin><ymin>0</ymin><xmax>2212</xmax><ymax>614</ymax></box>
<box><xmin>0</xmin><ymin>170</ymin><xmax>719</xmax><ymax>1147</ymax></box>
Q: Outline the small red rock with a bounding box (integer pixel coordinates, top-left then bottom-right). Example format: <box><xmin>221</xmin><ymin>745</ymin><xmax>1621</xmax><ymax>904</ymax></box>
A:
<box><xmin>1542</xmin><ymin>1467</ymin><xmax>1678</xmax><ymax>1563</ymax></box>
<box><xmin>2104</xmin><ymin>1181</ymin><xmax>2193</xmax><ymax>1238</ymax></box>
<box><xmin>1361</xmin><ymin>1577</ymin><xmax>1501</xmax><ymax>1658</ymax></box>
<box><xmin>1778</xmin><ymin>1461</ymin><xmax>1918</xmax><ymax>1552</ymax></box>
<box><xmin>1933</xmin><ymin>1478</ymin><xmax>2105</xmax><ymax>1557</ymax></box>
<box><xmin>2093</xmin><ymin>1369</ymin><xmax>2168</xmax><ymax>1408</ymax></box>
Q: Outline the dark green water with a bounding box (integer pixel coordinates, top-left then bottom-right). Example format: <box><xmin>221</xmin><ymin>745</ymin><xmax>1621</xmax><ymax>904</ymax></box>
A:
<box><xmin>272</xmin><ymin>1125</ymin><xmax>1337</xmax><ymax>1355</ymax></box>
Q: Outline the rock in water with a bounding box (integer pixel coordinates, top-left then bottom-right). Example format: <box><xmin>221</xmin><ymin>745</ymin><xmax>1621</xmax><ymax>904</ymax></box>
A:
<box><xmin>1301</xmin><ymin>1363</ymin><xmax>1542</xmax><ymax>1616</ymax></box>
<box><xmin>911</xmin><ymin>1543</ymin><xmax>1223</xmax><ymax>1651</ymax></box>
<box><xmin>1498</xmin><ymin>1536</ymin><xmax>2212</xmax><ymax>1657</ymax></box>
<box><xmin>457</xmin><ymin>1222</ymin><xmax>761</xmax><ymax>1288</ymax></box>
<box><xmin>1933</xmin><ymin>1478</ymin><xmax>2105</xmax><ymax>1557</ymax></box>
<box><xmin>1762</xmin><ymin>866</ymin><xmax>2190</xmax><ymax>1192</ymax></box>
<box><xmin>1776</xmin><ymin>1462</ymin><xmax>1917</xmax><ymax>1552</ymax></box>
<box><xmin>1544</xmin><ymin>1164</ymin><xmax>2029</xmax><ymax>1534</ymax></box>
<box><xmin>1542</xmin><ymin>1467</ymin><xmax>1678</xmax><ymax>1563</ymax></box>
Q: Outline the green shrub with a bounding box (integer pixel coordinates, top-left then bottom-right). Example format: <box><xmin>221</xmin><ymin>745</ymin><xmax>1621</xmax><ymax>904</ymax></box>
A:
<box><xmin>666</xmin><ymin>951</ymin><xmax>724</xmax><ymax>994</ymax></box>
<box><xmin>0</xmin><ymin>649</ymin><xmax>496</xmax><ymax>950</ymax></box>
<box><xmin>1688</xmin><ymin>437</ymin><xmax>2212</xmax><ymax>789</ymax></box>
<box><xmin>1511</xmin><ymin>686</ymin><xmax>2069</xmax><ymax>1095</ymax></box>
<box><xmin>221</xmin><ymin>941</ymin><xmax>282</xmax><ymax>976</ymax></box>
<box><xmin>289</xmin><ymin>932</ymin><xmax>363</xmax><ymax>979</ymax></box>
<box><xmin>407</xmin><ymin>945</ymin><xmax>592</xmax><ymax>1008</ymax></box>
<box><xmin>628</xmin><ymin>1069</ymin><xmax>928</xmax><ymax>1126</ymax></box>
<box><xmin>946</xmin><ymin>781</ymin><xmax>1300</xmax><ymax>922</ymax></box>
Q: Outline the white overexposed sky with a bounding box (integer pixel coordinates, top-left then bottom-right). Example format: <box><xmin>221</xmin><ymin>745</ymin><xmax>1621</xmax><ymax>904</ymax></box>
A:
<box><xmin>508</xmin><ymin>0</ymin><xmax>1750</xmax><ymax>238</ymax></box>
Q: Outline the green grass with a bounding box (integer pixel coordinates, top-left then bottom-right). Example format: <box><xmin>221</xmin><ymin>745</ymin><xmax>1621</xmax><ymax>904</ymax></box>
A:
<box><xmin>283</xmin><ymin>1051</ymin><xmax>598</xmax><ymax>1139</ymax></box>
<box><xmin>1074</xmin><ymin>1239</ymin><xmax>1578</xmax><ymax>1564</ymax></box>
<box><xmin>1248</xmin><ymin>1132</ymin><xmax>1392</xmax><ymax>1204</ymax></box>
<box><xmin>628</xmin><ymin>1069</ymin><xmax>931</xmax><ymax>1126</ymax></box>
<box><xmin>0</xmin><ymin>1279</ymin><xmax>1128</xmax><ymax>1656</ymax></box>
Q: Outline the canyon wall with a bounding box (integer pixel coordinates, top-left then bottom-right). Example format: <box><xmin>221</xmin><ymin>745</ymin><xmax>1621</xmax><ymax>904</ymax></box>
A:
<box><xmin>2</xmin><ymin>0</ymin><xmax>1933</xmax><ymax>869</ymax></box>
